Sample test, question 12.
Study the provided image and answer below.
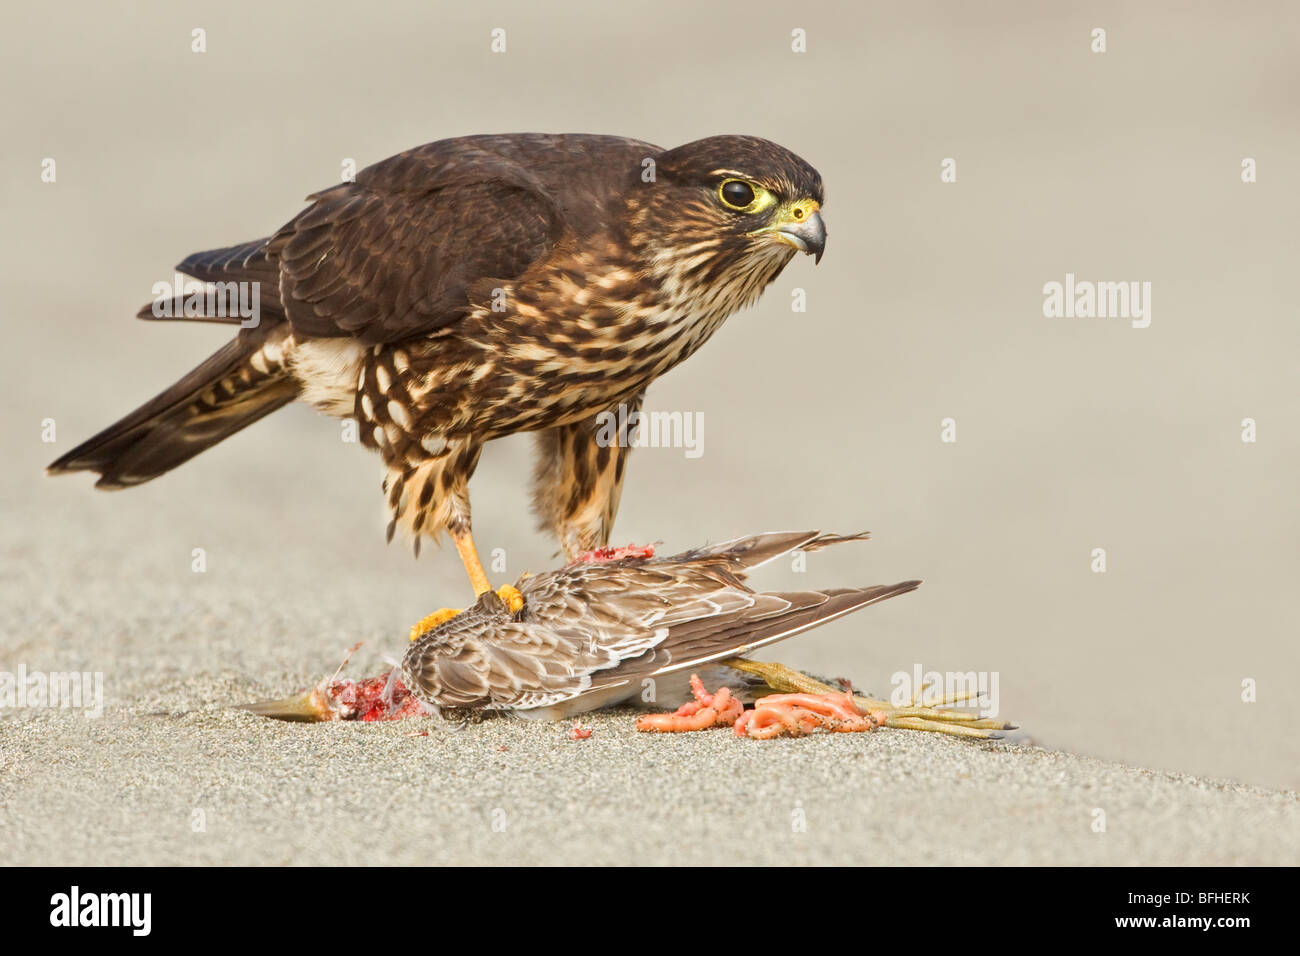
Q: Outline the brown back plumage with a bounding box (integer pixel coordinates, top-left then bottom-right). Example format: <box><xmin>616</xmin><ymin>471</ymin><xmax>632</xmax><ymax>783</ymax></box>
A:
<box><xmin>267</xmin><ymin>134</ymin><xmax>659</xmax><ymax>344</ymax></box>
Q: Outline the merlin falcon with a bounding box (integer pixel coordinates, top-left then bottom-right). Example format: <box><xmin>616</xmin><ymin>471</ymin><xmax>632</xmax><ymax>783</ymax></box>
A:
<box><xmin>48</xmin><ymin>133</ymin><xmax>827</xmax><ymax>625</ymax></box>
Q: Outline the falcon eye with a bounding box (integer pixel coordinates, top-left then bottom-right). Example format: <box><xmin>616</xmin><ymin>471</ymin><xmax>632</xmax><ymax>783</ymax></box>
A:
<box><xmin>719</xmin><ymin>179</ymin><xmax>757</xmax><ymax>210</ymax></box>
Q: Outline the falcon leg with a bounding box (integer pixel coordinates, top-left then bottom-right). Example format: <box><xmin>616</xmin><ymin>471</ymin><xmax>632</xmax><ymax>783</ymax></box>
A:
<box><xmin>532</xmin><ymin>393</ymin><xmax>644</xmax><ymax>561</ymax></box>
<box><xmin>452</xmin><ymin>528</ymin><xmax>523</xmax><ymax>613</ymax></box>
<box><xmin>723</xmin><ymin>658</ymin><xmax>1017</xmax><ymax>740</ymax></box>
<box><xmin>453</xmin><ymin>527</ymin><xmax>493</xmax><ymax>596</ymax></box>
<box><xmin>386</xmin><ymin>441</ymin><xmax>525</xmax><ymax>639</ymax></box>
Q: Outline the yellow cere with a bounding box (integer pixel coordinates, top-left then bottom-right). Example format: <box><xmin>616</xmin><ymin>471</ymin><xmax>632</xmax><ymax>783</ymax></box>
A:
<box><xmin>776</xmin><ymin>198</ymin><xmax>820</xmax><ymax>225</ymax></box>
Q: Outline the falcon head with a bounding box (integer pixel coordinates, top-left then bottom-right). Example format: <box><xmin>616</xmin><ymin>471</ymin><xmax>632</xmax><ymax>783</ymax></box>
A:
<box><xmin>637</xmin><ymin>134</ymin><xmax>826</xmax><ymax>270</ymax></box>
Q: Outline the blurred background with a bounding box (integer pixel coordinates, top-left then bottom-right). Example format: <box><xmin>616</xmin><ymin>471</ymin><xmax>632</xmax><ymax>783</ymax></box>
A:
<box><xmin>3</xmin><ymin>0</ymin><xmax>1297</xmax><ymax>789</ymax></box>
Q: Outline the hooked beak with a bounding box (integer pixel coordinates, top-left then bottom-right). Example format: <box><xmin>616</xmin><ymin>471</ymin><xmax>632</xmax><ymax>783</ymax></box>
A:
<box><xmin>769</xmin><ymin>208</ymin><xmax>826</xmax><ymax>263</ymax></box>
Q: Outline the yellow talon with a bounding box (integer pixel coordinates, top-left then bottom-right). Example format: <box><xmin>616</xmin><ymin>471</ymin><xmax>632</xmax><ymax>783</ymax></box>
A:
<box><xmin>409</xmin><ymin>607</ymin><xmax>463</xmax><ymax>642</ymax></box>
<box><xmin>410</xmin><ymin>585</ymin><xmax>523</xmax><ymax>641</ymax></box>
<box><xmin>496</xmin><ymin>584</ymin><xmax>525</xmax><ymax>614</ymax></box>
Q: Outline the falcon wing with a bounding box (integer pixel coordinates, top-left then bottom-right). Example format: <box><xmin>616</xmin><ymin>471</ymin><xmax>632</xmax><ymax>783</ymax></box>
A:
<box><xmin>149</xmin><ymin>134</ymin><xmax>657</xmax><ymax>342</ymax></box>
<box><xmin>146</xmin><ymin>151</ymin><xmax>559</xmax><ymax>345</ymax></box>
<box><xmin>263</xmin><ymin>133</ymin><xmax>655</xmax><ymax>344</ymax></box>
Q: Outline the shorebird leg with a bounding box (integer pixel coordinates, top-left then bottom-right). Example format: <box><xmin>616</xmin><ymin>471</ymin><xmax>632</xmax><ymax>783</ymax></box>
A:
<box><xmin>722</xmin><ymin>658</ymin><xmax>1017</xmax><ymax>740</ymax></box>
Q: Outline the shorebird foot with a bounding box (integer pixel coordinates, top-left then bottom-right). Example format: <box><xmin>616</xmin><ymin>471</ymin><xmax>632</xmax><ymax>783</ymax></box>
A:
<box><xmin>723</xmin><ymin>658</ymin><xmax>1017</xmax><ymax>740</ymax></box>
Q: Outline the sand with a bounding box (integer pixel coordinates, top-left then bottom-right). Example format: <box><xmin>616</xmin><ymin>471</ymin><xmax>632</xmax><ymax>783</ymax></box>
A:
<box><xmin>5</xmin><ymin>685</ymin><xmax>1297</xmax><ymax>866</ymax></box>
<box><xmin>2</xmin><ymin>589</ymin><xmax>1295</xmax><ymax>866</ymax></box>
<box><xmin>3</xmin><ymin>473</ymin><xmax>1297</xmax><ymax>864</ymax></box>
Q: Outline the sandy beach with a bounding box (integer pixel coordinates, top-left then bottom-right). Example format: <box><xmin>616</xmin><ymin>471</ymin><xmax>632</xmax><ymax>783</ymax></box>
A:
<box><xmin>3</xmin><ymin>517</ymin><xmax>1296</xmax><ymax>866</ymax></box>
<box><xmin>5</xmin><ymin>687</ymin><xmax>1298</xmax><ymax>867</ymax></box>
<box><xmin>4</xmin><ymin>677</ymin><xmax>1296</xmax><ymax>867</ymax></box>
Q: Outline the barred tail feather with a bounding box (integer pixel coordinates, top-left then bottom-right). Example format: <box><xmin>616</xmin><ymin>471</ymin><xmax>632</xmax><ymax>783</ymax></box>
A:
<box><xmin>47</xmin><ymin>326</ymin><xmax>298</xmax><ymax>489</ymax></box>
